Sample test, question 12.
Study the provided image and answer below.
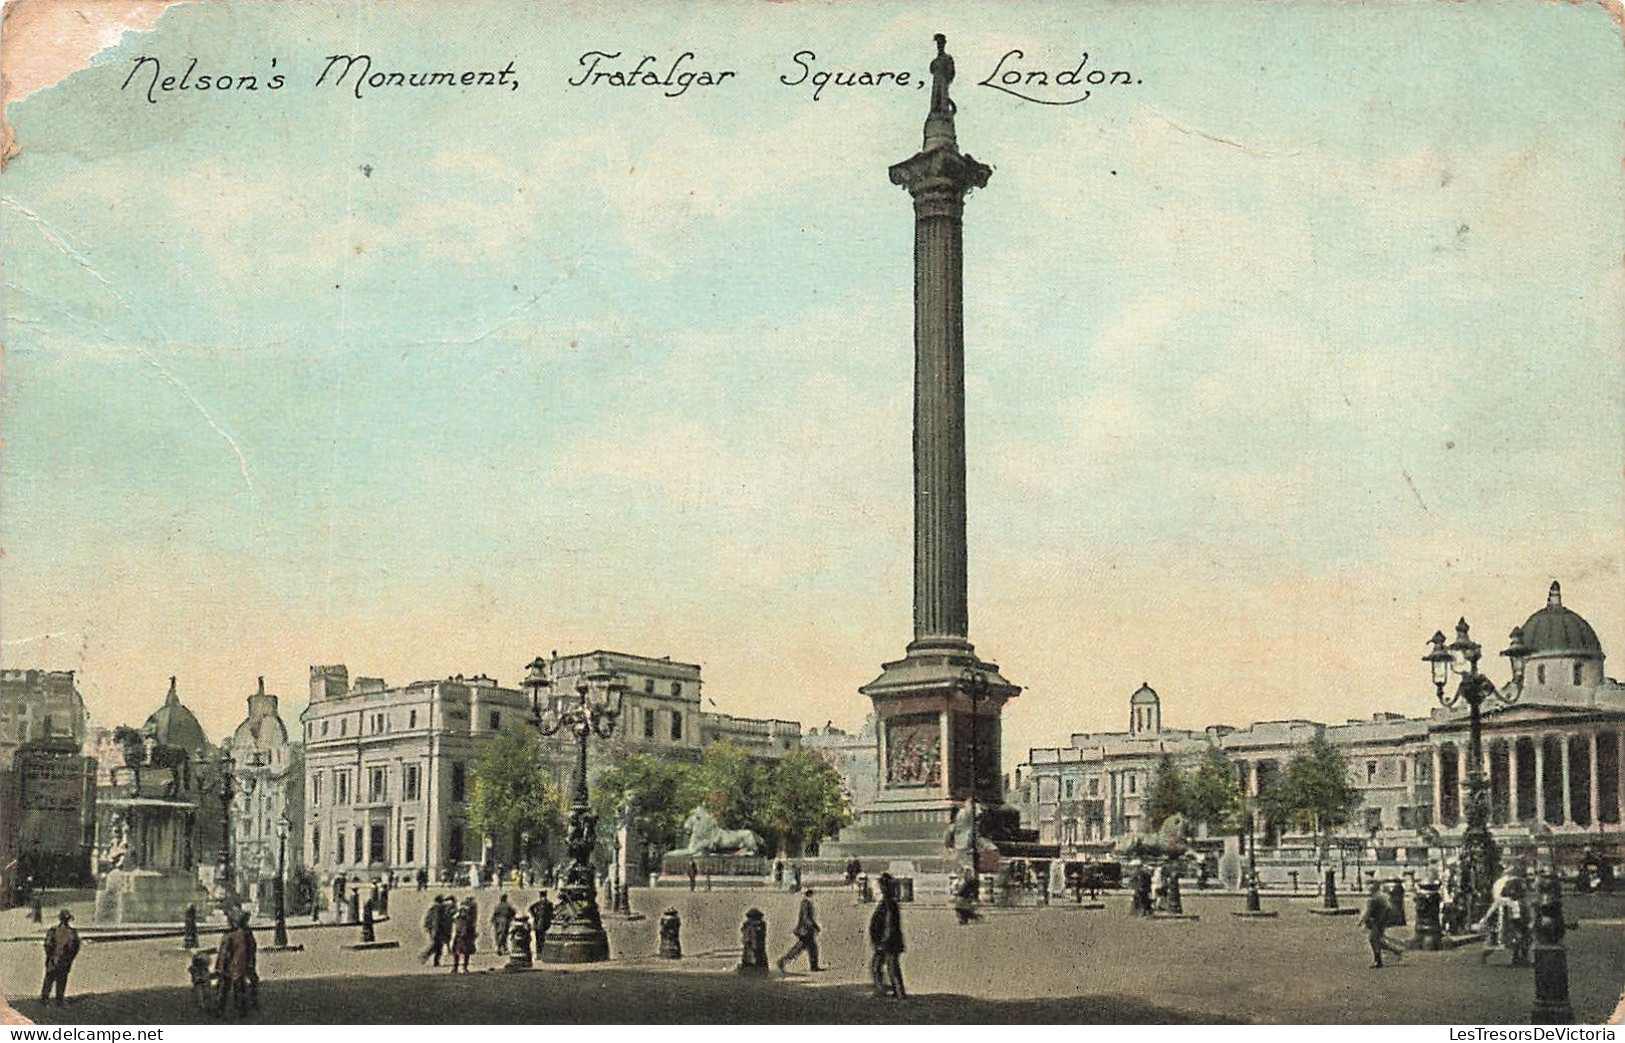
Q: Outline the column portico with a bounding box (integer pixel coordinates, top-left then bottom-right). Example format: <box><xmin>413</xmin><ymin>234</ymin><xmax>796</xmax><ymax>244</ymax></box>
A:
<box><xmin>1534</xmin><ymin>736</ymin><xmax>1547</xmax><ymax>824</ymax></box>
<box><xmin>1509</xmin><ymin>737</ymin><xmax>1520</xmax><ymax>822</ymax></box>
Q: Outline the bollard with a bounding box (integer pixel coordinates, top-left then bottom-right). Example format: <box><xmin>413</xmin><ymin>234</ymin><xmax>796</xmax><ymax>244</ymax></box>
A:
<box><xmin>361</xmin><ymin>901</ymin><xmax>376</xmax><ymax>943</ymax></box>
<box><xmin>1323</xmin><ymin>869</ymin><xmax>1339</xmax><ymax>910</ymax></box>
<box><xmin>857</xmin><ymin>874</ymin><xmax>874</xmax><ymax>904</ymax></box>
<box><xmin>183</xmin><ymin>904</ymin><xmax>200</xmax><ymax>949</ymax></box>
<box><xmin>659</xmin><ymin>908</ymin><xmax>682</xmax><ymax>959</ymax></box>
<box><xmin>1166</xmin><ymin>871</ymin><xmax>1183</xmax><ymax>915</ymax></box>
<box><xmin>506</xmin><ymin>918</ymin><xmax>534</xmax><ymax>970</ymax></box>
<box><xmin>737</xmin><ymin>909</ymin><xmax>769</xmax><ymax>975</ymax></box>
<box><xmin>1530</xmin><ymin>871</ymin><xmax>1573</xmax><ymax>1024</ymax></box>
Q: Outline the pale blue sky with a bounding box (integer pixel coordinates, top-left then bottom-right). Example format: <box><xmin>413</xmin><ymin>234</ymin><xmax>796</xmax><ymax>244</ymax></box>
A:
<box><xmin>3</xmin><ymin>0</ymin><xmax>1622</xmax><ymax>763</ymax></box>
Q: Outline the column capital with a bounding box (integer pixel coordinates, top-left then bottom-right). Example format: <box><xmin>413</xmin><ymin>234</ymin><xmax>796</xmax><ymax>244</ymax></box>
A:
<box><xmin>890</xmin><ymin>147</ymin><xmax>993</xmax><ymax>204</ymax></box>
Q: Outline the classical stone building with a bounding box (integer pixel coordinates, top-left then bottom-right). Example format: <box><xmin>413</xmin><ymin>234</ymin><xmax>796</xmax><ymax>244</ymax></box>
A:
<box><xmin>1</xmin><ymin>670</ymin><xmax>97</xmax><ymax>903</ymax></box>
<box><xmin>227</xmin><ymin>678</ymin><xmax>304</xmax><ymax>908</ymax></box>
<box><xmin>299</xmin><ymin>651</ymin><xmax>801</xmax><ymax>886</ymax></box>
<box><xmin>803</xmin><ymin>716</ymin><xmax>881</xmax><ymax>812</ymax></box>
<box><xmin>1014</xmin><ymin>582</ymin><xmax>1625</xmax><ymax>873</ymax></box>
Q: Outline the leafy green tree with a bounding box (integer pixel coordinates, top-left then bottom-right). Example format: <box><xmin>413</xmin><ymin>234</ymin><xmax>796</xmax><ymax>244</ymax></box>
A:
<box><xmin>687</xmin><ymin>741</ymin><xmax>771</xmax><ymax>840</ymax></box>
<box><xmin>467</xmin><ymin>726</ymin><xmax>567</xmax><ymax>863</ymax></box>
<box><xmin>1185</xmin><ymin>745</ymin><xmax>1245</xmax><ymax>832</ymax></box>
<box><xmin>1144</xmin><ymin>753</ymin><xmax>1186</xmax><ymax>830</ymax></box>
<box><xmin>1259</xmin><ymin>733</ymin><xmax>1359</xmax><ymax>857</ymax></box>
<box><xmin>761</xmin><ymin>749</ymin><xmax>852</xmax><ymax>856</ymax></box>
<box><xmin>592</xmin><ymin>753</ymin><xmax>694</xmax><ymax>857</ymax></box>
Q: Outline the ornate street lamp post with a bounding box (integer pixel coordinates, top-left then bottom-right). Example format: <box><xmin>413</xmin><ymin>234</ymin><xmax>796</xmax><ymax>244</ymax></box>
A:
<box><xmin>958</xmin><ymin>669</ymin><xmax>991</xmax><ymax>888</ymax></box>
<box><xmin>1424</xmin><ymin>619</ymin><xmax>1528</xmax><ymax>924</ymax></box>
<box><xmin>207</xmin><ymin>746</ymin><xmax>240</xmax><ymax>900</ymax></box>
<box><xmin>524</xmin><ymin>654</ymin><xmax>625</xmax><ymax>963</ymax></box>
<box><xmin>273</xmin><ymin>812</ymin><xmax>290</xmax><ymax>947</ymax></box>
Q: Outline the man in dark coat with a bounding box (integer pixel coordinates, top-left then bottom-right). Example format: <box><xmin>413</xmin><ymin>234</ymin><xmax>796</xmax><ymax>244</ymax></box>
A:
<box><xmin>777</xmin><ymin>888</ymin><xmax>822</xmax><ymax>972</ymax></box>
<box><xmin>528</xmin><ymin>890</ymin><xmax>554</xmax><ymax>940</ymax></box>
<box><xmin>687</xmin><ymin>860</ymin><xmax>698</xmax><ymax>891</ymax></box>
<box><xmin>1358</xmin><ymin>881</ymin><xmax>1404</xmax><ymax>968</ymax></box>
<box><xmin>451</xmin><ymin>901</ymin><xmax>476</xmax><ymax>973</ymax></box>
<box><xmin>40</xmin><ymin>910</ymin><xmax>80</xmax><ymax>1006</ymax></box>
<box><xmin>868</xmin><ymin>874</ymin><xmax>905</xmax><ymax>1000</ymax></box>
<box><xmin>421</xmin><ymin>895</ymin><xmax>448</xmax><ymax>965</ymax></box>
<box><xmin>491</xmin><ymin>893</ymin><xmax>515</xmax><ymax>955</ymax></box>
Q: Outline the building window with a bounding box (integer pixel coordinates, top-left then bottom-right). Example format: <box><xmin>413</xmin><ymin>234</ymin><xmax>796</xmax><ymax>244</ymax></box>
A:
<box><xmin>353</xmin><ymin>827</ymin><xmax>363</xmax><ymax>864</ymax></box>
<box><xmin>1399</xmin><ymin>761</ymin><xmax>1408</xmax><ymax>783</ymax></box>
<box><xmin>1127</xmin><ymin>774</ymin><xmax>1136</xmax><ymax>795</ymax></box>
<box><xmin>404</xmin><ymin>827</ymin><xmax>416</xmax><ymax>863</ymax></box>
<box><xmin>336</xmin><ymin>831</ymin><xmax>346</xmax><ymax>864</ymax></box>
<box><xmin>1537</xmin><ymin>664</ymin><xmax>1547</xmax><ymax>685</ymax></box>
<box><xmin>336</xmin><ymin>772</ymin><xmax>350</xmax><ymax>805</ymax></box>
<box><xmin>670</xmin><ymin>711</ymin><xmax>683</xmax><ymax>742</ymax></box>
<box><xmin>1063</xmin><ymin>778</ymin><xmax>1076</xmax><ymax>799</ymax></box>
<box><xmin>409</xmin><ymin>709</ymin><xmax>417</xmax><ymax>728</ymax></box>
<box><xmin>340</xmin><ymin>718</ymin><xmax>347</xmax><ymax>737</ymax></box>
<box><xmin>368</xmin><ymin>766</ymin><xmax>387</xmax><ymax>803</ymax></box>
<box><xmin>451</xmin><ymin>762</ymin><xmax>466</xmax><ymax>802</ymax></box>
<box><xmin>311</xmin><ymin>773</ymin><xmax>323</xmax><ymax>806</ymax></box>
<box><xmin>645</xmin><ymin>678</ymin><xmax>655</xmax><ymax>694</ymax></box>
<box><xmin>1397</xmin><ymin>806</ymin><xmax>1413</xmax><ymax>829</ymax></box>
<box><xmin>321</xmin><ymin>721</ymin><xmax>329</xmax><ymax>736</ymax></box>
<box><xmin>1367</xmin><ymin>761</ymin><xmax>1378</xmax><ymax>783</ymax></box>
<box><xmin>1574</xmin><ymin>662</ymin><xmax>1584</xmax><ymax>685</ymax></box>
<box><xmin>449</xmin><ymin>825</ymin><xmax>465</xmax><ymax>863</ymax></box>
<box><xmin>1088</xmin><ymin>777</ymin><xmax>1099</xmax><ymax>797</ymax></box>
<box><xmin>672</xmin><ymin>682</ymin><xmax>683</xmax><ymax>697</ymax></box>
<box><xmin>489</xmin><ymin>711</ymin><xmax>501</xmax><ymax>730</ymax></box>
<box><xmin>1365</xmin><ymin>807</ymin><xmax>1382</xmax><ymax>832</ymax></box>
<box><xmin>369</xmin><ymin>825</ymin><xmax>386</xmax><ymax>864</ymax></box>
<box><xmin>403</xmin><ymin>764</ymin><xmax>421</xmax><ymax>802</ymax></box>
<box><xmin>644</xmin><ymin>709</ymin><xmax>656</xmax><ymax>740</ymax></box>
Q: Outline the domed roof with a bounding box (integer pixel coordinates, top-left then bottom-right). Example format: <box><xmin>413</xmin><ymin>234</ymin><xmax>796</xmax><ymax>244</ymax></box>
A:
<box><xmin>232</xmin><ymin>678</ymin><xmax>288</xmax><ymax>749</ymax></box>
<box><xmin>1131</xmin><ymin>682</ymin><xmax>1160</xmax><ymax>704</ymax></box>
<box><xmin>1520</xmin><ymin>582</ymin><xmax>1603</xmax><ymax>658</ymax></box>
<box><xmin>144</xmin><ymin>676</ymin><xmax>210</xmax><ymax>752</ymax></box>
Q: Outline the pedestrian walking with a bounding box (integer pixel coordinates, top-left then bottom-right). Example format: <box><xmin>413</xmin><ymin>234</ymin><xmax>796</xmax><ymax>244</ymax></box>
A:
<box><xmin>529</xmin><ymin>890</ymin><xmax>554</xmax><ymax>943</ymax></box>
<box><xmin>777</xmin><ymin>889</ymin><xmax>822</xmax><ymax>973</ymax></box>
<box><xmin>40</xmin><ymin>910</ymin><xmax>80</xmax><ymax>1007</ymax></box>
<box><xmin>347</xmin><ymin>884</ymin><xmax>361</xmax><ymax>924</ymax></box>
<box><xmin>953</xmin><ymin>874</ymin><xmax>980</xmax><ymax>925</ymax></box>
<box><xmin>422</xmin><ymin>895</ymin><xmax>448</xmax><ymax>965</ymax></box>
<box><xmin>1358</xmin><ymin>881</ymin><xmax>1404</xmax><ymax>968</ymax></box>
<box><xmin>30</xmin><ymin>890</ymin><xmax>43</xmax><ymax>924</ymax></box>
<box><xmin>687</xmin><ymin>860</ymin><xmax>698</xmax><ymax>891</ymax></box>
<box><xmin>451</xmin><ymin>902</ymin><xmax>476</xmax><ymax>973</ymax></box>
<box><xmin>491</xmin><ymin>893</ymin><xmax>515</xmax><ymax>955</ymax></box>
<box><xmin>868</xmin><ymin>874</ymin><xmax>906</xmax><ymax>1000</ymax></box>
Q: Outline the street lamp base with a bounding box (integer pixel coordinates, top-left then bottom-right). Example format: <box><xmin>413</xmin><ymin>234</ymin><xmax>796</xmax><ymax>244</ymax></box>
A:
<box><xmin>539</xmin><ymin>925</ymin><xmax>611</xmax><ymax>964</ymax></box>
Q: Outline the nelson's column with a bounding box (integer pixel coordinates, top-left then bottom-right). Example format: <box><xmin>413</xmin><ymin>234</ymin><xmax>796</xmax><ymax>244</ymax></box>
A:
<box><xmin>823</xmin><ymin>35</ymin><xmax>1022</xmax><ymax>882</ymax></box>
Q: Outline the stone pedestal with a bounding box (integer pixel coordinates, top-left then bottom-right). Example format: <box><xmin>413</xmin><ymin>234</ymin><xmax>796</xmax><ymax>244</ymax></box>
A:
<box><xmin>95</xmin><ymin>869</ymin><xmax>208</xmax><ymax>925</ymax></box>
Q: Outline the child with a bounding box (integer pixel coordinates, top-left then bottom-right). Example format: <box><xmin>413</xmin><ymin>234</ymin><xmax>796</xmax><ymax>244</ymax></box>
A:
<box><xmin>188</xmin><ymin>950</ymin><xmax>216</xmax><ymax>1013</ymax></box>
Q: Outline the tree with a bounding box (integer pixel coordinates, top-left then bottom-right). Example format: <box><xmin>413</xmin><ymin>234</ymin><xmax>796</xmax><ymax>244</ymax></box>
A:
<box><xmin>466</xmin><ymin>726</ymin><xmax>567</xmax><ymax>865</ymax></box>
<box><xmin>1260</xmin><ymin>733</ymin><xmax>1359</xmax><ymax>859</ymax></box>
<box><xmin>1144</xmin><ymin>753</ymin><xmax>1186</xmax><ymax>830</ymax></box>
<box><xmin>686</xmin><ymin>741</ymin><xmax>771</xmax><ymax>842</ymax></box>
<box><xmin>1185</xmin><ymin>745</ymin><xmax>1245</xmax><ymax>833</ymax></box>
<box><xmin>592</xmin><ymin>753</ymin><xmax>694</xmax><ymax>860</ymax></box>
<box><xmin>761</xmin><ymin>749</ymin><xmax>852</xmax><ymax>857</ymax></box>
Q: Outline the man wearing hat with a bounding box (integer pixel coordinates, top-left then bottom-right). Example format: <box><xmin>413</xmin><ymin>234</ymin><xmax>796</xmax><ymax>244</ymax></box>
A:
<box><xmin>868</xmin><ymin>874</ymin><xmax>906</xmax><ymax>1000</ymax></box>
<box><xmin>40</xmin><ymin>910</ymin><xmax>80</xmax><ymax>1006</ymax></box>
<box><xmin>777</xmin><ymin>888</ymin><xmax>822</xmax><ymax>973</ymax></box>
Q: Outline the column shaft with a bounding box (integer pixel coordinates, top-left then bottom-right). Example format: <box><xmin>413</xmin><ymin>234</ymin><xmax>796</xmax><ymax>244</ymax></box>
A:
<box><xmin>912</xmin><ymin>196</ymin><xmax>969</xmax><ymax>644</ymax></box>
<box><xmin>1509</xmin><ymin>738</ymin><xmax>1520</xmax><ymax>822</ymax></box>
<box><xmin>1534</xmin><ymin>736</ymin><xmax>1546</xmax><ymax>824</ymax></box>
<box><xmin>1561</xmin><ymin>736</ymin><xmax>1573</xmax><ymax>826</ymax></box>
<box><xmin>1432</xmin><ymin>746</ymin><xmax>1443</xmax><ymax>826</ymax></box>
<box><xmin>1589</xmin><ymin>730</ymin><xmax>1599</xmax><ymax>826</ymax></box>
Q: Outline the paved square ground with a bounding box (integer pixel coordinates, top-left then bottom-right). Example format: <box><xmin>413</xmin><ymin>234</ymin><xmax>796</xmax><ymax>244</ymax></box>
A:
<box><xmin>3</xmin><ymin>888</ymin><xmax>1621</xmax><ymax>1024</ymax></box>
